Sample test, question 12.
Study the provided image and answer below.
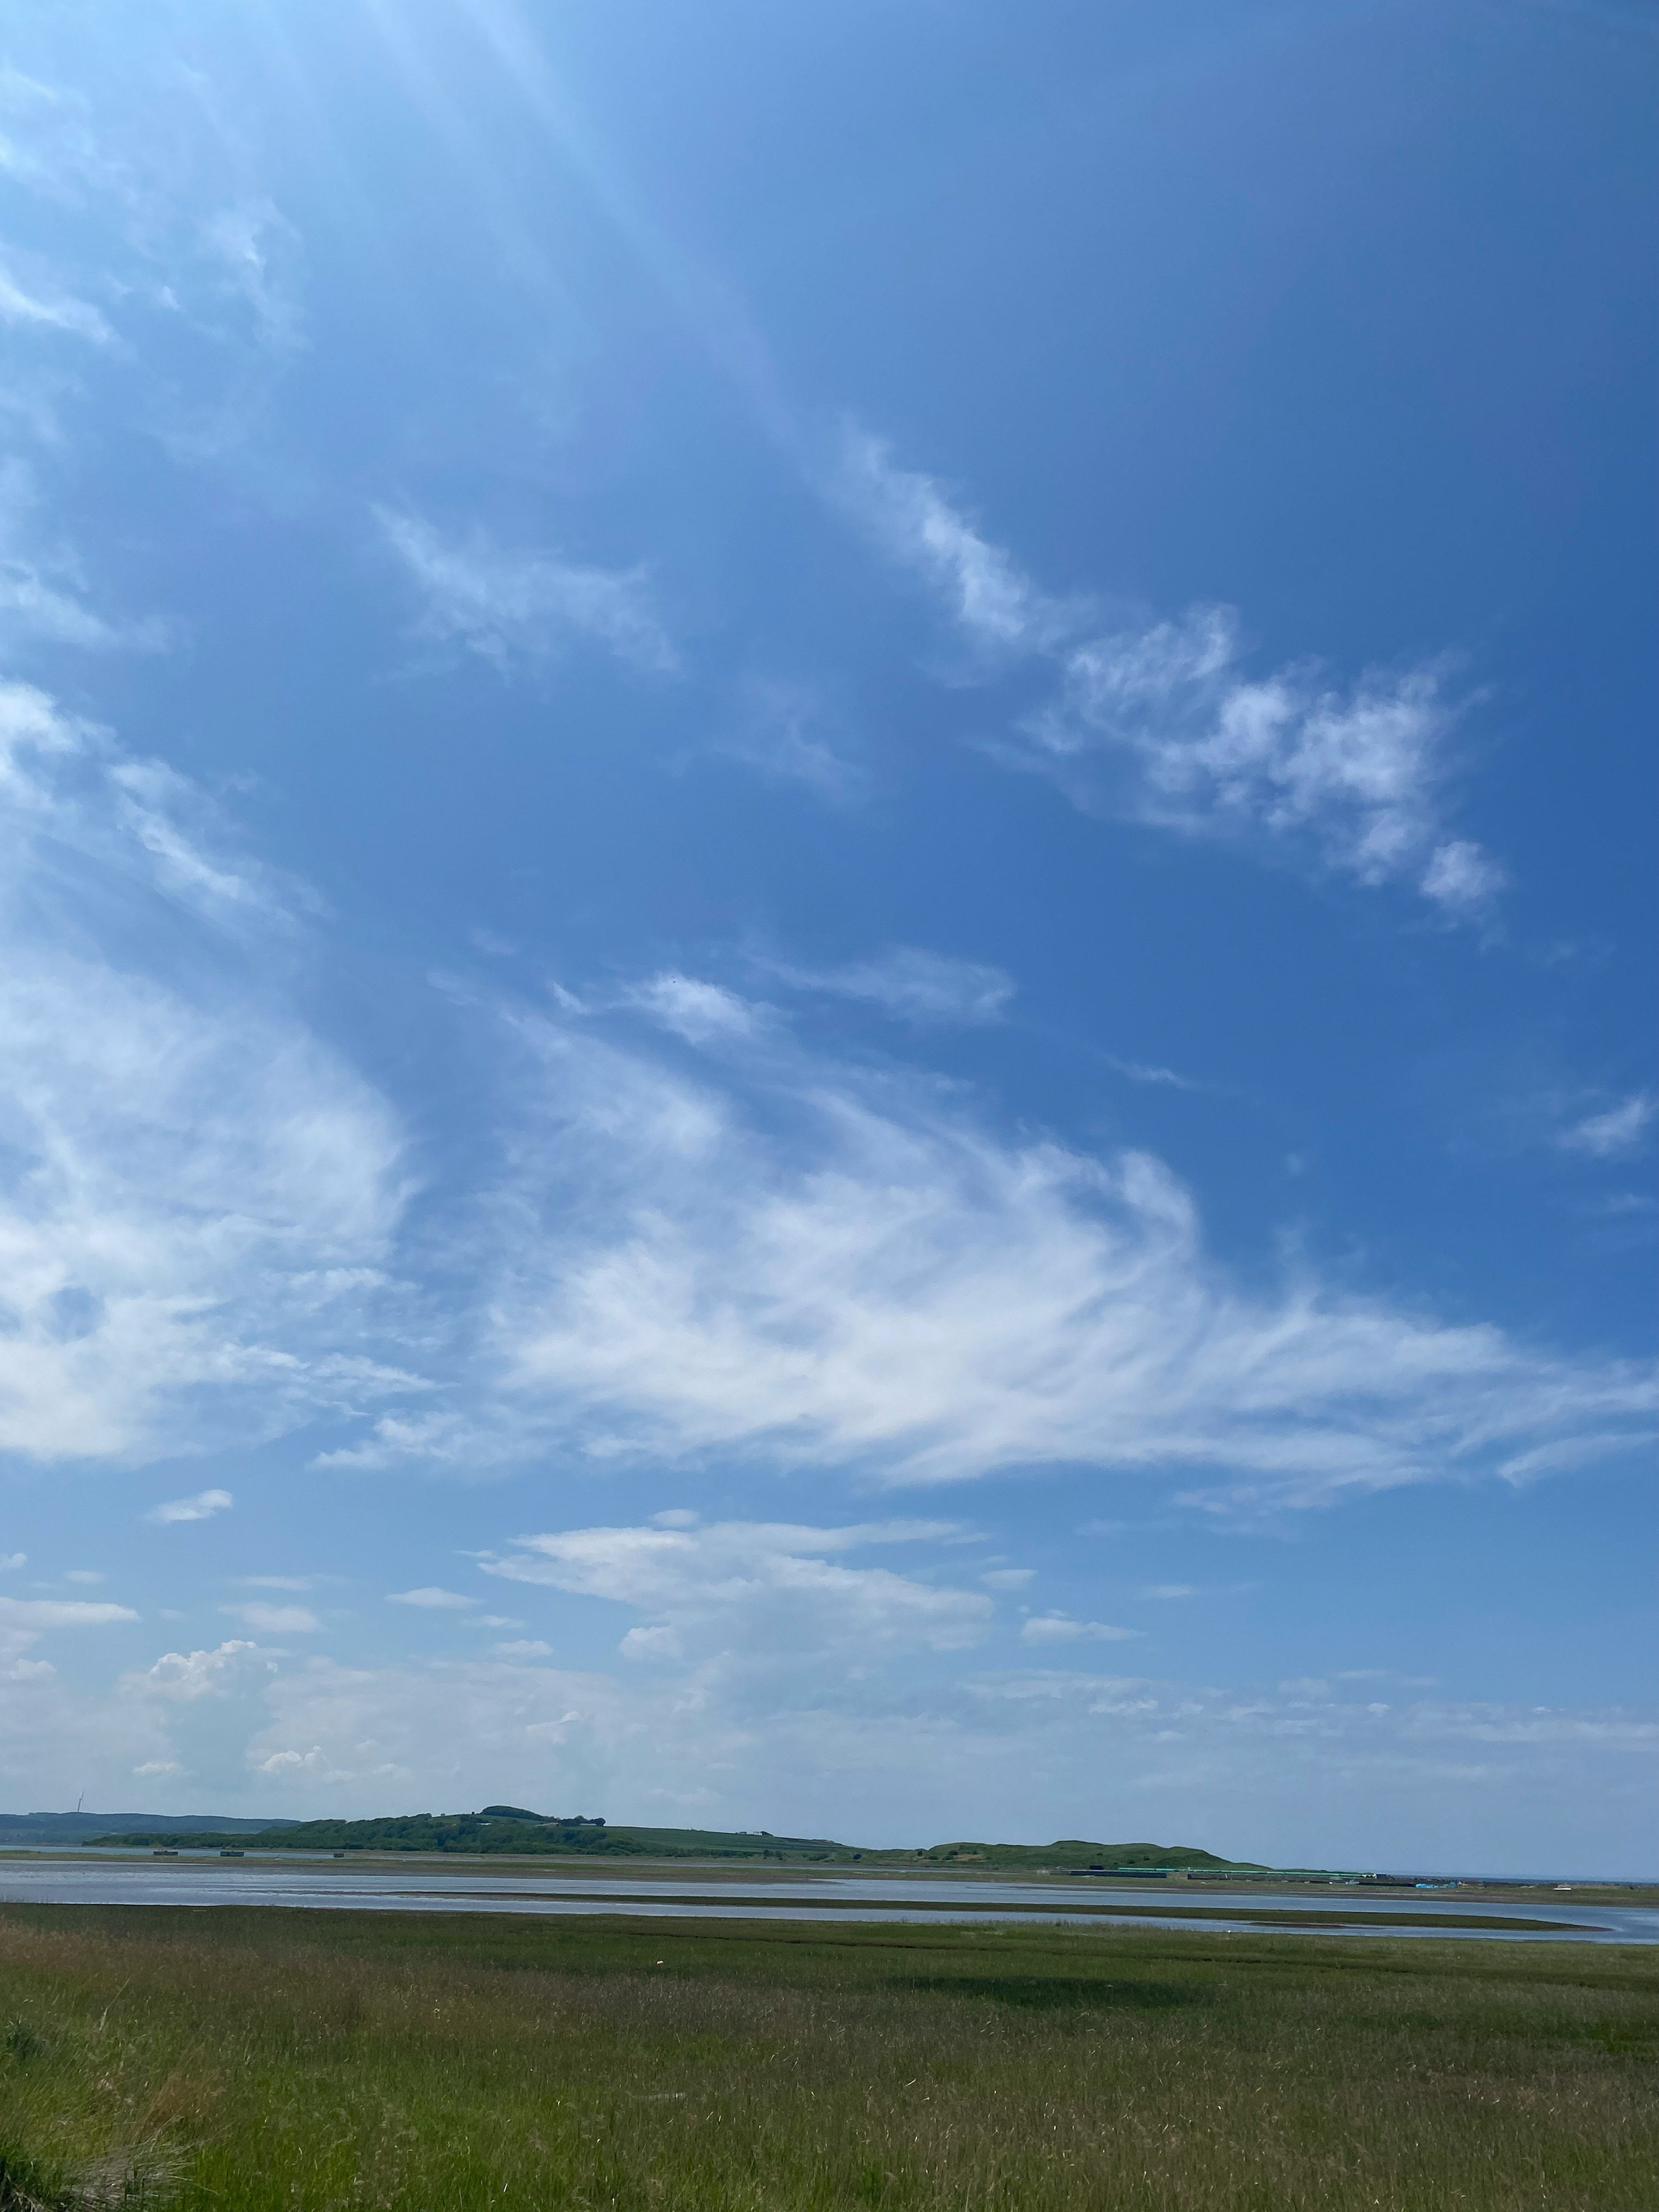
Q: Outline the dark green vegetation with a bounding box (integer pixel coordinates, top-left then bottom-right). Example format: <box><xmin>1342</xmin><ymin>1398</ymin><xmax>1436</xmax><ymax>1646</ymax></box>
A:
<box><xmin>1</xmin><ymin>1903</ymin><xmax>1655</xmax><ymax>2209</ymax></box>
<box><xmin>909</xmin><ymin>1838</ymin><xmax>1246</xmax><ymax>1871</ymax></box>
<box><xmin>87</xmin><ymin>1811</ymin><xmax>1241</xmax><ymax>1868</ymax></box>
<box><xmin>89</xmin><ymin>1815</ymin><xmax>847</xmax><ymax>1859</ymax></box>
<box><xmin>0</xmin><ymin>1814</ymin><xmax>298</xmax><ymax>1847</ymax></box>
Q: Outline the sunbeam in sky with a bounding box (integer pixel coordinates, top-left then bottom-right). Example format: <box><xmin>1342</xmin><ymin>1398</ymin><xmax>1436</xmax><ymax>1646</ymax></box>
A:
<box><xmin>0</xmin><ymin>0</ymin><xmax>1652</xmax><ymax>1876</ymax></box>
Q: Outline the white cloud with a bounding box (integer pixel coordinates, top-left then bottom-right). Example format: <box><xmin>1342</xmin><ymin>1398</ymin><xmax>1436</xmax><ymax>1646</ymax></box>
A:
<box><xmin>0</xmin><ymin>258</ymin><xmax>110</xmax><ymax>343</ymax></box>
<box><xmin>715</xmin><ymin>680</ymin><xmax>868</xmax><ymax>804</ymax></box>
<box><xmin>474</xmin><ymin>1004</ymin><xmax>1655</xmax><ymax>1507</ymax></box>
<box><xmin>620</xmin><ymin>972</ymin><xmax>760</xmax><ymax>1046</ymax></box>
<box><xmin>130</xmin><ymin>1640</ymin><xmax>270</xmax><ymax>1703</ymax></box>
<box><xmin>387</xmin><ymin>1586</ymin><xmax>475</xmax><ymax>1610</ymax></box>
<box><xmin>835</xmin><ymin>429</ymin><xmax>1079</xmax><ymax>653</ymax></box>
<box><xmin>379</xmin><ymin>510</ymin><xmax>676</xmax><ymax>675</ymax></box>
<box><xmin>221</xmin><ymin>1603</ymin><xmax>321</xmax><ymax>1634</ymax></box>
<box><xmin>1559</xmin><ymin>1092</ymin><xmax>1655</xmax><ymax>1161</ymax></box>
<box><xmin>199</xmin><ymin>201</ymin><xmax>302</xmax><ymax>352</ymax></box>
<box><xmin>484</xmin><ymin>1517</ymin><xmax>990</xmax><ymax>1658</ymax></box>
<box><xmin>1419</xmin><ymin>839</ymin><xmax>1505</xmax><ymax>915</ymax></box>
<box><xmin>190</xmin><ymin>1644</ymin><xmax>1659</xmax><ymax>1874</ymax></box>
<box><xmin>0</xmin><ymin>680</ymin><xmax>418</xmax><ymax>1467</ymax></box>
<box><xmin>64</xmin><ymin>1569</ymin><xmax>104</xmax><ymax>1583</ymax></box>
<box><xmin>1022</xmin><ymin>613</ymin><xmax>1500</xmax><ymax>910</ymax></box>
<box><xmin>837</xmin><ymin>431</ymin><xmax>1501</xmax><ymax>915</ymax></box>
<box><xmin>0</xmin><ymin>1596</ymin><xmax>136</xmax><ymax>1630</ymax></box>
<box><xmin>493</xmin><ymin>1638</ymin><xmax>553</xmax><ymax>1659</ymax></box>
<box><xmin>0</xmin><ymin>1552</ymin><xmax>23</xmax><ymax>1570</ymax></box>
<box><xmin>148</xmin><ymin>1488</ymin><xmax>234</xmax><ymax>1525</ymax></box>
<box><xmin>1144</xmin><ymin>1584</ymin><xmax>1196</xmax><ymax>1601</ymax></box>
<box><xmin>979</xmin><ymin>1567</ymin><xmax>1035</xmax><ymax>1590</ymax></box>
<box><xmin>0</xmin><ymin>1591</ymin><xmax>138</xmax><ymax>1686</ymax></box>
<box><xmin>0</xmin><ymin>461</ymin><xmax>166</xmax><ymax>652</ymax></box>
<box><xmin>770</xmin><ymin>946</ymin><xmax>1015</xmax><ymax>1027</ymax></box>
<box><xmin>133</xmin><ymin>1758</ymin><xmax>181</xmax><ymax>1777</ymax></box>
<box><xmin>1020</xmin><ymin>1613</ymin><xmax>1137</xmax><ymax>1643</ymax></box>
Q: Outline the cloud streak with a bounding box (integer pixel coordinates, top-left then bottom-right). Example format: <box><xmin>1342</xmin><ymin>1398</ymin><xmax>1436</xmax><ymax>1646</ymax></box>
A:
<box><xmin>485</xmin><ymin>1516</ymin><xmax>989</xmax><ymax>1659</ymax></box>
<box><xmin>148</xmin><ymin>1488</ymin><xmax>233</xmax><ymax>1525</ymax></box>
<box><xmin>380</xmin><ymin>511</ymin><xmax>677</xmax><ymax>675</ymax></box>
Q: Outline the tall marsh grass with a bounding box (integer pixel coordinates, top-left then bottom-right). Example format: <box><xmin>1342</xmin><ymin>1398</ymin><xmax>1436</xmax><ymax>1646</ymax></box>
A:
<box><xmin>0</xmin><ymin>1903</ymin><xmax>1654</xmax><ymax>2209</ymax></box>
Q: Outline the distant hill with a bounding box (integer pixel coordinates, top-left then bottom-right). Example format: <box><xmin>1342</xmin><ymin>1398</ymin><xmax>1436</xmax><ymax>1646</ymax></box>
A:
<box><xmin>0</xmin><ymin>1812</ymin><xmax>299</xmax><ymax>1845</ymax></box>
<box><xmin>86</xmin><ymin>1814</ymin><xmax>861</xmax><ymax>1859</ymax></box>
<box><xmin>79</xmin><ymin>1811</ymin><xmax>1250</xmax><ymax>1868</ymax></box>
<box><xmin>906</xmin><ymin>1840</ymin><xmax>1255</xmax><ymax>1872</ymax></box>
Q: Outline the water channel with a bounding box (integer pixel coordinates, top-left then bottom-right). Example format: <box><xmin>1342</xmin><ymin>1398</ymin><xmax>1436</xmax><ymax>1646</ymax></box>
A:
<box><xmin>1</xmin><ymin>1858</ymin><xmax>1653</xmax><ymax>1943</ymax></box>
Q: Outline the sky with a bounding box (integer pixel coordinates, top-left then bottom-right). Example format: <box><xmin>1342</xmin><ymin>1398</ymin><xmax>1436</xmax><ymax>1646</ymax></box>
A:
<box><xmin>0</xmin><ymin>0</ymin><xmax>1653</xmax><ymax>1876</ymax></box>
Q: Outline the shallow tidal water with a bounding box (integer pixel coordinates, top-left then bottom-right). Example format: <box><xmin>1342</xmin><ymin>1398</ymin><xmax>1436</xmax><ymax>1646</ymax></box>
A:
<box><xmin>1</xmin><ymin>1858</ymin><xmax>1654</xmax><ymax>1943</ymax></box>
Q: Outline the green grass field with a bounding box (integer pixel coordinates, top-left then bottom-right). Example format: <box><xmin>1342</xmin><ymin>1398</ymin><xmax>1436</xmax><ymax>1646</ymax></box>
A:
<box><xmin>1</xmin><ymin>1903</ymin><xmax>1655</xmax><ymax>2210</ymax></box>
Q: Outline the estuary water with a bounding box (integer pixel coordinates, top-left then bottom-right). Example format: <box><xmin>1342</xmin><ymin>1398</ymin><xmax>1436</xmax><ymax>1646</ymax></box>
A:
<box><xmin>1</xmin><ymin>1858</ymin><xmax>1654</xmax><ymax>1943</ymax></box>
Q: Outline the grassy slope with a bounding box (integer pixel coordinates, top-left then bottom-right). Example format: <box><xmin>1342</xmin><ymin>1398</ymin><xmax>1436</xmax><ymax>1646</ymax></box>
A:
<box><xmin>86</xmin><ymin>1813</ymin><xmax>1244</xmax><ymax>1867</ymax></box>
<box><xmin>1</xmin><ymin>1903</ymin><xmax>1655</xmax><ymax>2211</ymax></box>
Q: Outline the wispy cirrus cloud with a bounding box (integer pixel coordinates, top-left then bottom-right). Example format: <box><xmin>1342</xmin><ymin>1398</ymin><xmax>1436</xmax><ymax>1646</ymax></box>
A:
<box><xmin>0</xmin><ymin>679</ymin><xmax>419</xmax><ymax>1468</ymax></box>
<box><xmin>221</xmin><ymin>1603</ymin><xmax>320</xmax><ymax>1634</ymax></box>
<box><xmin>835</xmin><ymin>428</ymin><xmax>1080</xmax><ymax>655</ymax></box>
<box><xmin>379</xmin><ymin>510</ymin><xmax>677</xmax><ymax>675</ymax></box>
<box><xmin>1558</xmin><ymin>1091</ymin><xmax>1654</xmax><ymax>1161</ymax></box>
<box><xmin>714</xmin><ymin>679</ymin><xmax>869</xmax><ymax>805</ymax></box>
<box><xmin>326</xmin><ymin>981</ymin><xmax>1656</xmax><ymax>1510</ymax></box>
<box><xmin>0</xmin><ymin>461</ymin><xmax>168</xmax><ymax>653</ymax></box>
<box><xmin>767</xmin><ymin>945</ymin><xmax>1015</xmax><ymax>1027</ymax></box>
<box><xmin>0</xmin><ymin>257</ymin><xmax>111</xmax><ymax>345</ymax></box>
<box><xmin>1020</xmin><ymin>1613</ymin><xmax>1137</xmax><ymax>1643</ymax></box>
<box><xmin>838</xmin><ymin>430</ymin><xmax>1503</xmax><ymax>918</ymax></box>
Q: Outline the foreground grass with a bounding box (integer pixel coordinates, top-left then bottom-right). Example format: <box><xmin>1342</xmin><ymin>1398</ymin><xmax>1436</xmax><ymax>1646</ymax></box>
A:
<box><xmin>0</xmin><ymin>1904</ymin><xmax>1655</xmax><ymax>2210</ymax></box>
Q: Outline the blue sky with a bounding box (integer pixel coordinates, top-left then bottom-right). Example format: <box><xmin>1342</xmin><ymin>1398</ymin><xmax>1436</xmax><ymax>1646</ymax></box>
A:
<box><xmin>0</xmin><ymin>0</ymin><xmax>1653</xmax><ymax>1875</ymax></box>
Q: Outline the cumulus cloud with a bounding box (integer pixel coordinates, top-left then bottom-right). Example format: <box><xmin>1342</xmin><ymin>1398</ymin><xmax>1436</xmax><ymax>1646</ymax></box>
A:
<box><xmin>484</xmin><ymin>1517</ymin><xmax>990</xmax><ymax>1659</ymax></box>
<box><xmin>469</xmin><ymin>1003</ymin><xmax>1655</xmax><ymax>1507</ymax></box>
<box><xmin>130</xmin><ymin>1640</ymin><xmax>271</xmax><ymax>1703</ymax></box>
<box><xmin>1015</xmin><ymin>612</ymin><xmax>1502</xmax><ymax>912</ymax></box>
<box><xmin>147</xmin><ymin>1488</ymin><xmax>233</xmax><ymax>1525</ymax></box>
<box><xmin>1559</xmin><ymin>1092</ymin><xmax>1654</xmax><ymax>1161</ymax></box>
<box><xmin>769</xmin><ymin>946</ymin><xmax>1015</xmax><ymax>1027</ymax></box>
<box><xmin>379</xmin><ymin>510</ymin><xmax>676</xmax><ymax>675</ymax></box>
<box><xmin>838</xmin><ymin>431</ymin><xmax>1502</xmax><ymax>916</ymax></box>
<box><xmin>204</xmin><ymin>1643</ymin><xmax>1659</xmax><ymax>1872</ymax></box>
